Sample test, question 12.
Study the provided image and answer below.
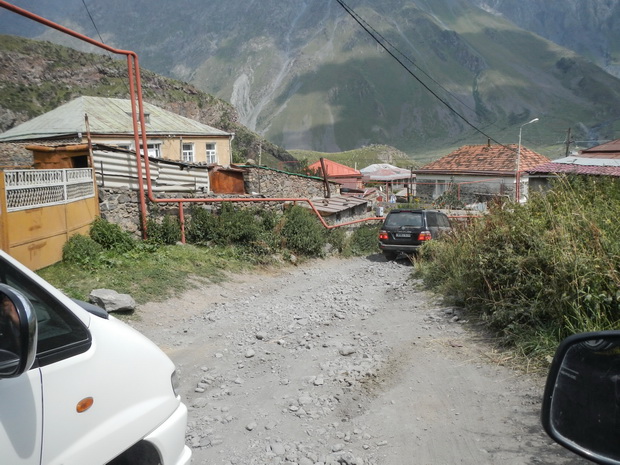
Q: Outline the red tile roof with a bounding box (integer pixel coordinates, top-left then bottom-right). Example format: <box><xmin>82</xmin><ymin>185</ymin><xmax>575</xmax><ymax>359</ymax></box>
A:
<box><xmin>415</xmin><ymin>144</ymin><xmax>550</xmax><ymax>175</ymax></box>
<box><xmin>529</xmin><ymin>162</ymin><xmax>620</xmax><ymax>177</ymax></box>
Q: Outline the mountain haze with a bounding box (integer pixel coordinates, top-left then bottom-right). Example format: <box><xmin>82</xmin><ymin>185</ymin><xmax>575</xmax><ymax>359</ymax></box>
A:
<box><xmin>1</xmin><ymin>0</ymin><xmax>620</xmax><ymax>161</ymax></box>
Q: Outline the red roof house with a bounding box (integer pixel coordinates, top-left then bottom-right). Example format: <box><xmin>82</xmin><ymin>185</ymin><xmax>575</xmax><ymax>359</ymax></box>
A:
<box><xmin>528</xmin><ymin>138</ymin><xmax>620</xmax><ymax>184</ymax></box>
<box><xmin>414</xmin><ymin>143</ymin><xmax>550</xmax><ymax>203</ymax></box>
<box><xmin>307</xmin><ymin>158</ymin><xmax>363</xmax><ymax>189</ymax></box>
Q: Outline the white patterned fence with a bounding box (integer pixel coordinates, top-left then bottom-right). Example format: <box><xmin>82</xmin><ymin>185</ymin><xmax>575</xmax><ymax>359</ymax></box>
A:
<box><xmin>4</xmin><ymin>168</ymin><xmax>95</xmax><ymax>212</ymax></box>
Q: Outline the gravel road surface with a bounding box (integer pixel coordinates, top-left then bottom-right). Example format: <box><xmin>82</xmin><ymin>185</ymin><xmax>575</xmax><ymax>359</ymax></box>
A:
<box><xmin>132</xmin><ymin>255</ymin><xmax>587</xmax><ymax>465</ymax></box>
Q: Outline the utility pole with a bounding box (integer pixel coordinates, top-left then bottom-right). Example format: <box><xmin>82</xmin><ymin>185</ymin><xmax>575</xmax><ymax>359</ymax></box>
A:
<box><xmin>320</xmin><ymin>157</ymin><xmax>331</xmax><ymax>198</ymax></box>
<box><xmin>565</xmin><ymin>128</ymin><xmax>572</xmax><ymax>156</ymax></box>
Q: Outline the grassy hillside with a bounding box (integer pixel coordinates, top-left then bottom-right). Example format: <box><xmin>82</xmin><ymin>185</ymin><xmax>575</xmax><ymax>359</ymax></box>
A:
<box><xmin>288</xmin><ymin>145</ymin><xmax>419</xmax><ymax>170</ymax></box>
<box><xmin>0</xmin><ymin>35</ymin><xmax>297</xmax><ymax>168</ymax></box>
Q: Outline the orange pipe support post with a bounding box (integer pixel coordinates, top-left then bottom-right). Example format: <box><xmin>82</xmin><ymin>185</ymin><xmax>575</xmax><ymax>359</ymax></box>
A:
<box><xmin>0</xmin><ymin>1</ymin><xmax>383</xmax><ymax>238</ymax></box>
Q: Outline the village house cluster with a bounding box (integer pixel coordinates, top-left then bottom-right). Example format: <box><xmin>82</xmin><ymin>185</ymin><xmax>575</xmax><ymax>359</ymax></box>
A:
<box><xmin>1</xmin><ymin>96</ymin><xmax>619</xmax><ymax>270</ymax></box>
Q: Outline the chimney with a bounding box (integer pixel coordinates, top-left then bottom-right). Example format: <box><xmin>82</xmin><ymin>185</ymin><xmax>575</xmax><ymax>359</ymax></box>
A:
<box><xmin>487</xmin><ymin>138</ymin><xmax>491</xmax><ymax>147</ymax></box>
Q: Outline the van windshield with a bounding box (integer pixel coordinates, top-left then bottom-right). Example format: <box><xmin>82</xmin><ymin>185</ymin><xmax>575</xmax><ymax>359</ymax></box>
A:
<box><xmin>0</xmin><ymin>257</ymin><xmax>90</xmax><ymax>363</ymax></box>
<box><xmin>384</xmin><ymin>212</ymin><xmax>423</xmax><ymax>228</ymax></box>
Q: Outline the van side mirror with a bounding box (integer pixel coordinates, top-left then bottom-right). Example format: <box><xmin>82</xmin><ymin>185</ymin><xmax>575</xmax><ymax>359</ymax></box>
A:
<box><xmin>542</xmin><ymin>331</ymin><xmax>620</xmax><ymax>464</ymax></box>
<box><xmin>0</xmin><ymin>284</ymin><xmax>37</xmax><ymax>378</ymax></box>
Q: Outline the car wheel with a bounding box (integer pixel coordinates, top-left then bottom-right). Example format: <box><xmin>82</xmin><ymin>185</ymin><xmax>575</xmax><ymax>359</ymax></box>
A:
<box><xmin>383</xmin><ymin>251</ymin><xmax>398</xmax><ymax>261</ymax></box>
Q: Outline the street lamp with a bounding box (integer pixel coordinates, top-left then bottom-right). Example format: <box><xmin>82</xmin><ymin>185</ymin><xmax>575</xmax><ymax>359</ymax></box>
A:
<box><xmin>516</xmin><ymin>117</ymin><xmax>539</xmax><ymax>202</ymax></box>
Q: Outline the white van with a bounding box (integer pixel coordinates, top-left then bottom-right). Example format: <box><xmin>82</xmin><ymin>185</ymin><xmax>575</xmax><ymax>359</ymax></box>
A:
<box><xmin>0</xmin><ymin>250</ymin><xmax>191</xmax><ymax>465</ymax></box>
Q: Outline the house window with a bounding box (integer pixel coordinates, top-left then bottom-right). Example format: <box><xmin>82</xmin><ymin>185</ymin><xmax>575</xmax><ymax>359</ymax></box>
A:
<box><xmin>206</xmin><ymin>143</ymin><xmax>217</xmax><ymax>164</ymax></box>
<box><xmin>182</xmin><ymin>143</ymin><xmax>194</xmax><ymax>162</ymax></box>
<box><xmin>139</xmin><ymin>143</ymin><xmax>161</xmax><ymax>158</ymax></box>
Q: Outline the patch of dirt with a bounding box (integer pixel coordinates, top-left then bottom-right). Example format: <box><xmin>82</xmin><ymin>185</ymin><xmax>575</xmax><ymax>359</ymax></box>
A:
<box><xmin>131</xmin><ymin>255</ymin><xmax>587</xmax><ymax>465</ymax></box>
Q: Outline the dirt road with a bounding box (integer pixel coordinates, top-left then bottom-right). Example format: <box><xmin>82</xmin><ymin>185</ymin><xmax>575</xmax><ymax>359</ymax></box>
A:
<box><xmin>132</xmin><ymin>255</ymin><xmax>586</xmax><ymax>465</ymax></box>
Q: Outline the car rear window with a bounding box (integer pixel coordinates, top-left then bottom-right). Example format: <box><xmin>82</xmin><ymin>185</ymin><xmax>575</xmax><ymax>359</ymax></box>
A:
<box><xmin>384</xmin><ymin>212</ymin><xmax>423</xmax><ymax>228</ymax></box>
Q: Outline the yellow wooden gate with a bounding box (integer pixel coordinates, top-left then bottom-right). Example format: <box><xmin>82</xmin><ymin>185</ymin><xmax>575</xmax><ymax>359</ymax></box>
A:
<box><xmin>0</xmin><ymin>168</ymin><xmax>100</xmax><ymax>270</ymax></box>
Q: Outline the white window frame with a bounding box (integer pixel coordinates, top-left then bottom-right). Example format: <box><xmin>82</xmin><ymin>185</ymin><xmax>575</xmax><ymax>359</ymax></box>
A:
<box><xmin>206</xmin><ymin>143</ymin><xmax>217</xmax><ymax>164</ymax></box>
<box><xmin>140</xmin><ymin>143</ymin><xmax>161</xmax><ymax>159</ymax></box>
<box><xmin>182</xmin><ymin>143</ymin><xmax>195</xmax><ymax>162</ymax></box>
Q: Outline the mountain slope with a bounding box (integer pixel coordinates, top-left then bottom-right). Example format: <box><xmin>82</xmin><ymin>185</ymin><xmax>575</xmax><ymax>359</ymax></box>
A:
<box><xmin>0</xmin><ymin>35</ymin><xmax>297</xmax><ymax>167</ymax></box>
<box><xmin>469</xmin><ymin>0</ymin><xmax>620</xmax><ymax>78</ymax></box>
<box><xmin>1</xmin><ymin>0</ymin><xmax>620</xmax><ymax>160</ymax></box>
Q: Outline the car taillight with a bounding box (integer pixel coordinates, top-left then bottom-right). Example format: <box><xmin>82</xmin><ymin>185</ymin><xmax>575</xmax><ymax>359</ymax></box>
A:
<box><xmin>418</xmin><ymin>231</ymin><xmax>432</xmax><ymax>241</ymax></box>
<box><xmin>379</xmin><ymin>231</ymin><xmax>389</xmax><ymax>240</ymax></box>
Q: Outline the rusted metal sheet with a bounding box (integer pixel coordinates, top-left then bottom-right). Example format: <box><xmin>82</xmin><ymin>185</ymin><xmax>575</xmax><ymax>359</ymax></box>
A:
<box><xmin>210</xmin><ymin>169</ymin><xmax>245</xmax><ymax>194</ymax></box>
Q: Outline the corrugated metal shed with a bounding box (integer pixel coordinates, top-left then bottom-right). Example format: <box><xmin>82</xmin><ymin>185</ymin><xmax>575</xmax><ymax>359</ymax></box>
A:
<box><xmin>93</xmin><ymin>149</ymin><xmax>211</xmax><ymax>191</ymax></box>
<box><xmin>0</xmin><ymin>96</ymin><xmax>232</xmax><ymax>141</ymax></box>
<box><xmin>307</xmin><ymin>195</ymin><xmax>368</xmax><ymax>215</ymax></box>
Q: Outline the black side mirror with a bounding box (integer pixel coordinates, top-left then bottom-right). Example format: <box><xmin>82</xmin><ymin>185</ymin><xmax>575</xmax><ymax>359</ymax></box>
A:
<box><xmin>0</xmin><ymin>284</ymin><xmax>37</xmax><ymax>378</ymax></box>
<box><xmin>542</xmin><ymin>331</ymin><xmax>620</xmax><ymax>464</ymax></box>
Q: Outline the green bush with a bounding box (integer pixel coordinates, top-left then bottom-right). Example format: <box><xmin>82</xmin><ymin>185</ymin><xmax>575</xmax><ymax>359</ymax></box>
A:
<box><xmin>184</xmin><ymin>204</ymin><xmax>281</xmax><ymax>262</ymax></box>
<box><xmin>90</xmin><ymin>217</ymin><xmax>136</xmax><ymax>253</ymax></box>
<box><xmin>186</xmin><ymin>206</ymin><xmax>220</xmax><ymax>244</ymax></box>
<box><xmin>62</xmin><ymin>234</ymin><xmax>103</xmax><ymax>266</ymax></box>
<box><xmin>416</xmin><ymin>176</ymin><xmax>620</xmax><ymax>356</ymax></box>
<box><xmin>218</xmin><ymin>203</ymin><xmax>264</xmax><ymax>245</ymax></box>
<box><xmin>327</xmin><ymin>228</ymin><xmax>347</xmax><ymax>254</ymax></box>
<box><xmin>147</xmin><ymin>214</ymin><xmax>182</xmax><ymax>245</ymax></box>
<box><xmin>348</xmin><ymin>224</ymin><xmax>380</xmax><ymax>256</ymax></box>
<box><xmin>279</xmin><ymin>205</ymin><xmax>327</xmax><ymax>257</ymax></box>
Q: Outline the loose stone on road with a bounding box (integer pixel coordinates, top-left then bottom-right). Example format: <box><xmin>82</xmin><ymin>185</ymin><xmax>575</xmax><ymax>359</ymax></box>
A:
<box><xmin>133</xmin><ymin>255</ymin><xmax>587</xmax><ymax>464</ymax></box>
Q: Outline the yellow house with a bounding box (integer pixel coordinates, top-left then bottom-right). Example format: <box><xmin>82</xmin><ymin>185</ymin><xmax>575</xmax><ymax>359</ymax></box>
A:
<box><xmin>0</xmin><ymin>96</ymin><xmax>234</xmax><ymax>166</ymax></box>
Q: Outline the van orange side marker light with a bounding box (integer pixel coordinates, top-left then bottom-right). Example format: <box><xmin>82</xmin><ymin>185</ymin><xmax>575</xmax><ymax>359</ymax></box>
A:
<box><xmin>76</xmin><ymin>397</ymin><xmax>94</xmax><ymax>413</ymax></box>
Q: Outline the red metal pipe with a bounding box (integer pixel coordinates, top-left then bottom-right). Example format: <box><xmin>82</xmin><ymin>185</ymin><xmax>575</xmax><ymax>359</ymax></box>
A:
<box><xmin>0</xmin><ymin>2</ymin><xmax>383</xmax><ymax>236</ymax></box>
<box><xmin>178</xmin><ymin>202</ymin><xmax>186</xmax><ymax>243</ymax></box>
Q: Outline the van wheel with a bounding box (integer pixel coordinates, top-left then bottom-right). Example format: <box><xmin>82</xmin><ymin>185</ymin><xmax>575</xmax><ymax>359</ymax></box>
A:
<box><xmin>383</xmin><ymin>251</ymin><xmax>398</xmax><ymax>261</ymax></box>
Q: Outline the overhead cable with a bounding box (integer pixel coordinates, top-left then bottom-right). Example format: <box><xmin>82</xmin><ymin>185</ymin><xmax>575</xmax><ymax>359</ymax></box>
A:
<box><xmin>335</xmin><ymin>0</ymin><xmax>515</xmax><ymax>150</ymax></box>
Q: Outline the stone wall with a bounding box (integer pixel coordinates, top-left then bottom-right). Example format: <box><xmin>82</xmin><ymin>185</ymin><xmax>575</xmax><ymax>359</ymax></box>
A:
<box><xmin>243</xmin><ymin>165</ymin><xmax>334</xmax><ymax>198</ymax></box>
<box><xmin>98</xmin><ymin>168</ymin><xmax>348</xmax><ymax>235</ymax></box>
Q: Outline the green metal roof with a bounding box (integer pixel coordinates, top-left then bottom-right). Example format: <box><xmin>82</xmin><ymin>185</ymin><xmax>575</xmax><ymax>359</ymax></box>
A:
<box><xmin>0</xmin><ymin>96</ymin><xmax>232</xmax><ymax>142</ymax></box>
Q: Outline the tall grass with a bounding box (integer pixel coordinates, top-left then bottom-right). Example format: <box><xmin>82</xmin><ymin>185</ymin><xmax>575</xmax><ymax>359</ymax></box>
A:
<box><xmin>416</xmin><ymin>176</ymin><xmax>620</xmax><ymax>358</ymax></box>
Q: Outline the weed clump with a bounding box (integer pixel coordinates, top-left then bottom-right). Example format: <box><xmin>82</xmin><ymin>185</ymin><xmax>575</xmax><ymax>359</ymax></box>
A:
<box><xmin>348</xmin><ymin>225</ymin><xmax>380</xmax><ymax>256</ymax></box>
<box><xmin>90</xmin><ymin>217</ymin><xmax>136</xmax><ymax>253</ymax></box>
<box><xmin>416</xmin><ymin>176</ymin><xmax>620</xmax><ymax>358</ymax></box>
<box><xmin>62</xmin><ymin>234</ymin><xmax>103</xmax><ymax>266</ymax></box>
<box><xmin>279</xmin><ymin>205</ymin><xmax>327</xmax><ymax>257</ymax></box>
<box><xmin>147</xmin><ymin>215</ymin><xmax>182</xmax><ymax>246</ymax></box>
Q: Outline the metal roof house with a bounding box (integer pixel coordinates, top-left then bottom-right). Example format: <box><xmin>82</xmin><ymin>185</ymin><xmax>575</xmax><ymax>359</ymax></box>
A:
<box><xmin>0</xmin><ymin>96</ymin><xmax>235</xmax><ymax>166</ymax></box>
<box><xmin>414</xmin><ymin>143</ymin><xmax>550</xmax><ymax>204</ymax></box>
<box><xmin>528</xmin><ymin>138</ymin><xmax>620</xmax><ymax>190</ymax></box>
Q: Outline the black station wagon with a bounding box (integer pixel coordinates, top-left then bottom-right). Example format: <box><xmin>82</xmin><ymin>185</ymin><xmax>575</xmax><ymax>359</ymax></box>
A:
<box><xmin>378</xmin><ymin>209</ymin><xmax>452</xmax><ymax>260</ymax></box>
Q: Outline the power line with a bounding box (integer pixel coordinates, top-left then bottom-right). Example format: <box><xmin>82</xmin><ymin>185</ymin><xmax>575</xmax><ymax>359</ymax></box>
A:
<box><xmin>335</xmin><ymin>0</ymin><xmax>515</xmax><ymax>151</ymax></box>
<box><xmin>81</xmin><ymin>0</ymin><xmax>105</xmax><ymax>45</ymax></box>
<box><xmin>344</xmin><ymin>5</ymin><xmax>487</xmax><ymax>125</ymax></box>
<box><xmin>81</xmin><ymin>0</ymin><xmax>132</xmax><ymax>96</ymax></box>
